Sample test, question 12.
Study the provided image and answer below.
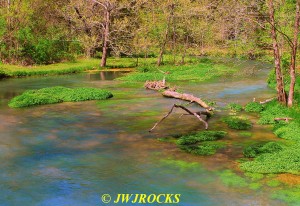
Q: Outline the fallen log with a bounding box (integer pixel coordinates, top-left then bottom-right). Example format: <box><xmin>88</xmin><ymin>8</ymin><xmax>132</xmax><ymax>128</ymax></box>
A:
<box><xmin>260</xmin><ymin>97</ymin><xmax>275</xmax><ymax>104</ymax></box>
<box><xmin>144</xmin><ymin>77</ymin><xmax>168</xmax><ymax>91</ymax></box>
<box><xmin>162</xmin><ymin>90</ymin><xmax>213</xmax><ymax>112</ymax></box>
<box><xmin>145</xmin><ymin>79</ymin><xmax>214</xmax><ymax>132</ymax></box>
<box><xmin>274</xmin><ymin>117</ymin><xmax>293</xmax><ymax>122</ymax></box>
<box><xmin>149</xmin><ymin>104</ymin><xmax>210</xmax><ymax>132</ymax></box>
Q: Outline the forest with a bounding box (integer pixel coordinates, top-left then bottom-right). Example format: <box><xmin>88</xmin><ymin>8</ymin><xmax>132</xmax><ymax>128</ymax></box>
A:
<box><xmin>0</xmin><ymin>0</ymin><xmax>300</xmax><ymax>205</ymax></box>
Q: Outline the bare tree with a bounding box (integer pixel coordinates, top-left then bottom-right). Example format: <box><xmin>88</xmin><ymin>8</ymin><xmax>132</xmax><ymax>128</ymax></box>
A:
<box><xmin>267</xmin><ymin>0</ymin><xmax>287</xmax><ymax>104</ymax></box>
<box><xmin>288</xmin><ymin>0</ymin><xmax>300</xmax><ymax>107</ymax></box>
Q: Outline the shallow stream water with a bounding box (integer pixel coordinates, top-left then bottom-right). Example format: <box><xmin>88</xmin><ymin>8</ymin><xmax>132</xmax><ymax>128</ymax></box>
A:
<box><xmin>0</xmin><ymin>63</ymin><xmax>289</xmax><ymax>206</ymax></box>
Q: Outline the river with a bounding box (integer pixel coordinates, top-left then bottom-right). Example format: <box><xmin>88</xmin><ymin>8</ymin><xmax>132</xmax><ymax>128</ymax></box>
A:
<box><xmin>0</xmin><ymin>62</ymin><xmax>288</xmax><ymax>206</ymax></box>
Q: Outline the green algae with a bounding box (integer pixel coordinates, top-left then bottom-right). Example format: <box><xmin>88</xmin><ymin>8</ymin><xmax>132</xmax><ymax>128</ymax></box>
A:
<box><xmin>271</xmin><ymin>187</ymin><xmax>300</xmax><ymax>205</ymax></box>
<box><xmin>249</xmin><ymin>182</ymin><xmax>263</xmax><ymax>190</ymax></box>
<box><xmin>218</xmin><ymin>170</ymin><xmax>248</xmax><ymax>187</ymax></box>
<box><xmin>239</xmin><ymin>131</ymin><xmax>252</xmax><ymax>137</ymax></box>
<box><xmin>160</xmin><ymin>158</ymin><xmax>202</xmax><ymax>173</ymax></box>
<box><xmin>244</xmin><ymin>172</ymin><xmax>264</xmax><ymax>181</ymax></box>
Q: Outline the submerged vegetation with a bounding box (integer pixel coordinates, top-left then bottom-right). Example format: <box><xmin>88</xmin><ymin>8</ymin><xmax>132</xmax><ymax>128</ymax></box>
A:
<box><xmin>8</xmin><ymin>86</ymin><xmax>113</xmax><ymax>108</ymax></box>
<box><xmin>240</xmin><ymin>88</ymin><xmax>300</xmax><ymax>174</ymax></box>
<box><xmin>226</xmin><ymin>103</ymin><xmax>243</xmax><ymax>112</ymax></box>
<box><xmin>176</xmin><ymin>131</ymin><xmax>227</xmax><ymax>156</ymax></box>
<box><xmin>223</xmin><ymin>116</ymin><xmax>252</xmax><ymax>130</ymax></box>
<box><xmin>244</xmin><ymin>102</ymin><xmax>264</xmax><ymax>113</ymax></box>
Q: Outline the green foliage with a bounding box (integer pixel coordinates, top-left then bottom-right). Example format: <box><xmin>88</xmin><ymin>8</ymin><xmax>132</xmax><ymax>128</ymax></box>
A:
<box><xmin>243</xmin><ymin>142</ymin><xmax>283</xmax><ymax>158</ymax></box>
<box><xmin>176</xmin><ymin>131</ymin><xmax>227</xmax><ymax>145</ymax></box>
<box><xmin>179</xmin><ymin>141</ymin><xmax>226</xmax><ymax>156</ymax></box>
<box><xmin>118</xmin><ymin>63</ymin><xmax>236</xmax><ymax>82</ymax></box>
<box><xmin>0</xmin><ymin>58</ymin><xmax>101</xmax><ymax>78</ymax></box>
<box><xmin>223</xmin><ymin>116</ymin><xmax>252</xmax><ymax>130</ymax></box>
<box><xmin>244</xmin><ymin>172</ymin><xmax>264</xmax><ymax>181</ymax></box>
<box><xmin>258</xmin><ymin>101</ymin><xmax>289</xmax><ymax>125</ymax></box>
<box><xmin>226</xmin><ymin>103</ymin><xmax>243</xmax><ymax>112</ymax></box>
<box><xmin>179</xmin><ymin>141</ymin><xmax>224</xmax><ymax>156</ymax></box>
<box><xmin>218</xmin><ymin>170</ymin><xmax>248</xmax><ymax>187</ymax></box>
<box><xmin>240</xmin><ymin>142</ymin><xmax>300</xmax><ymax>174</ymax></box>
<box><xmin>256</xmin><ymin>100</ymin><xmax>300</xmax><ymax>141</ymax></box>
<box><xmin>244</xmin><ymin>102</ymin><xmax>264</xmax><ymax>113</ymax></box>
<box><xmin>0</xmin><ymin>69</ymin><xmax>10</xmax><ymax>79</ymax></box>
<box><xmin>8</xmin><ymin>86</ymin><xmax>113</xmax><ymax>108</ymax></box>
<box><xmin>176</xmin><ymin>131</ymin><xmax>227</xmax><ymax>156</ymax></box>
<box><xmin>273</xmin><ymin>122</ymin><xmax>300</xmax><ymax>140</ymax></box>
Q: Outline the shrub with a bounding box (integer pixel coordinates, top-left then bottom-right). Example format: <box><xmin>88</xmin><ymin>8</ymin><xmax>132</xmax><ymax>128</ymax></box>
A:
<box><xmin>8</xmin><ymin>86</ymin><xmax>113</xmax><ymax>108</ymax></box>
<box><xmin>223</xmin><ymin>116</ymin><xmax>252</xmax><ymax>130</ymax></box>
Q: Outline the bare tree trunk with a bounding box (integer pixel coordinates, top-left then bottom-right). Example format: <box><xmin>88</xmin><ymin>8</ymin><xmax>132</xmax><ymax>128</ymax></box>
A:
<box><xmin>157</xmin><ymin>4</ymin><xmax>174</xmax><ymax>66</ymax></box>
<box><xmin>101</xmin><ymin>8</ymin><xmax>110</xmax><ymax>67</ymax></box>
<box><xmin>288</xmin><ymin>0</ymin><xmax>300</xmax><ymax>107</ymax></box>
<box><xmin>267</xmin><ymin>0</ymin><xmax>287</xmax><ymax>104</ymax></box>
<box><xmin>181</xmin><ymin>35</ymin><xmax>188</xmax><ymax>64</ymax></box>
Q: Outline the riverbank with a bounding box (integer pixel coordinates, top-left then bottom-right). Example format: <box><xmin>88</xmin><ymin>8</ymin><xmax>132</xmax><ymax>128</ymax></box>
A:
<box><xmin>0</xmin><ymin>56</ymin><xmax>203</xmax><ymax>79</ymax></box>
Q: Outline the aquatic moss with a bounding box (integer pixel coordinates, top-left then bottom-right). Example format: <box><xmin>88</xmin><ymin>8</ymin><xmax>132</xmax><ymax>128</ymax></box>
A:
<box><xmin>176</xmin><ymin>131</ymin><xmax>227</xmax><ymax>145</ymax></box>
<box><xmin>219</xmin><ymin>170</ymin><xmax>248</xmax><ymax>187</ymax></box>
<box><xmin>179</xmin><ymin>141</ymin><xmax>226</xmax><ymax>156</ymax></box>
<box><xmin>240</xmin><ymin>143</ymin><xmax>300</xmax><ymax>174</ymax></box>
<box><xmin>223</xmin><ymin>116</ymin><xmax>252</xmax><ymax>130</ymax></box>
<box><xmin>243</xmin><ymin>142</ymin><xmax>283</xmax><ymax>158</ymax></box>
<box><xmin>244</xmin><ymin>172</ymin><xmax>264</xmax><ymax>181</ymax></box>
<box><xmin>244</xmin><ymin>102</ymin><xmax>264</xmax><ymax>113</ymax></box>
<box><xmin>226</xmin><ymin>103</ymin><xmax>243</xmax><ymax>112</ymax></box>
<box><xmin>8</xmin><ymin>86</ymin><xmax>113</xmax><ymax>108</ymax></box>
<box><xmin>176</xmin><ymin>131</ymin><xmax>227</xmax><ymax>156</ymax></box>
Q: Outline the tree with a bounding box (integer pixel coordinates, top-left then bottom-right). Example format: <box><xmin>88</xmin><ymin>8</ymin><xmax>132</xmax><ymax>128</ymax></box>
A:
<box><xmin>267</xmin><ymin>0</ymin><xmax>287</xmax><ymax>104</ymax></box>
<box><xmin>287</xmin><ymin>0</ymin><xmax>300</xmax><ymax>107</ymax></box>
